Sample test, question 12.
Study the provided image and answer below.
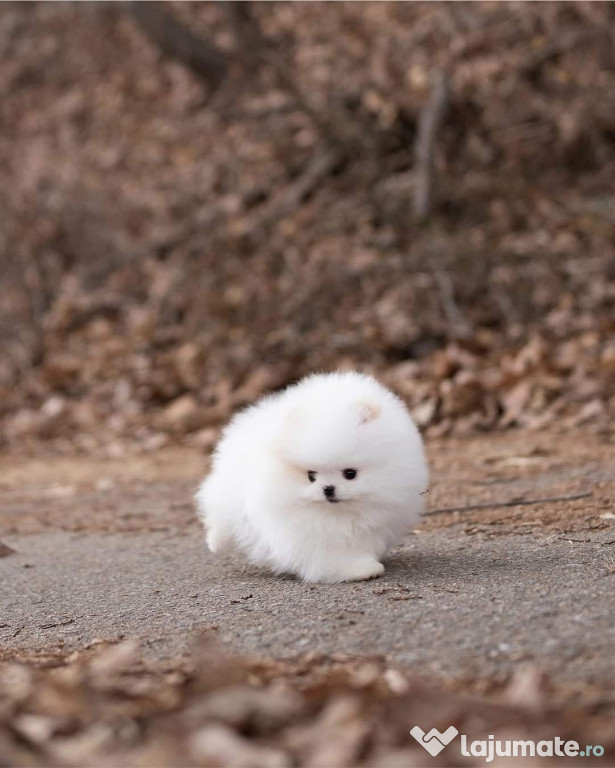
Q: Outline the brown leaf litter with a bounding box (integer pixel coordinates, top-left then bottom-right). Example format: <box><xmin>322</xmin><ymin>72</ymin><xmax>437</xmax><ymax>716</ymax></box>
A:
<box><xmin>1</xmin><ymin>3</ymin><xmax>615</xmax><ymax>455</ymax></box>
<box><xmin>1</xmin><ymin>641</ymin><xmax>614</xmax><ymax>767</ymax></box>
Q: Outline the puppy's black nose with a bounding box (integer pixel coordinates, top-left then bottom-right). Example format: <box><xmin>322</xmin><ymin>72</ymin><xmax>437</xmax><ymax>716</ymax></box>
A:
<box><xmin>323</xmin><ymin>485</ymin><xmax>336</xmax><ymax>498</ymax></box>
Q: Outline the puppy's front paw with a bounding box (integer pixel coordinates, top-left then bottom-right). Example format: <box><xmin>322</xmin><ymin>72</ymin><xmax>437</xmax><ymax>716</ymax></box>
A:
<box><xmin>338</xmin><ymin>557</ymin><xmax>385</xmax><ymax>583</ymax></box>
<box><xmin>206</xmin><ymin>526</ymin><xmax>233</xmax><ymax>554</ymax></box>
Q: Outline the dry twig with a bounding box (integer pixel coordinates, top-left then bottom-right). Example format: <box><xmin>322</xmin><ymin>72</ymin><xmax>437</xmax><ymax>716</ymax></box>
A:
<box><xmin>413</xmin><ymin>71</ymin><xmax>450</xmax><ymax>222</ymax></box>
<box><xmin>520</xmin><ymin>27</ymin><xmax>605</xmax><ymax>80</ymax></box>
<box><xmin>129</xmin><ymin>2</ymin><xmax>228</xmax><ymax>91</ymax></box>
<box><xmin>224</xmin><ymin>1</ymin><xmax>343</xmax><ymax>147</ymax></box>
<box><xmin>431</xmin><ymin>267</ymin><xmax>472</xmax><ymax>339</ymax></box>
<box><xmin>241</xmin><ymin>147</ymin><xmax>342</xmax><ymax>238</ymax></box>
<box><xmin>425</xmin><ymin>491</ymin><xmax>593</xmax><ymax>516</ymax></box>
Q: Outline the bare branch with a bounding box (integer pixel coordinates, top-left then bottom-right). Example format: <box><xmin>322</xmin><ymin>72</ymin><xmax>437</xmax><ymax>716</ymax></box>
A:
<box><xmin>520</xmin><ymin>28</ymin><xmax>603</xmax><ymax>80</ymax></box>
<box><xmin>129</xmin><ymin>2</ymin><xmax>227</xmax><ymax>91</ymax></box>
<box><xmin>431</xmin><ymin>267</ymin><xmax>472</xmax><ymax>340</ymax></box>
<box><xmin>224</xmin><ymin>1</ymin><xmax>346</xmax><ymax>149</ymax></box>
<box><xmin>424</xmin><ymin>491</ymin><xmax>593</xmax><ymax>517</ymax></box>
<box><xmin>241</xmin><ymin>146</ymin><xmax>342</xmax><ymax>239</ymax></box>
<box><xmin>413</xmin><ymin>71</ymin><xmax>450</xmax><ymax>222</ymax></box>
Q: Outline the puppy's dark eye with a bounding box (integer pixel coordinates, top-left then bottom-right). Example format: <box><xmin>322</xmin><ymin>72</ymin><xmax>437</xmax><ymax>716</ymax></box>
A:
<box><xmin>342</xmin><ymin>468</ymin><xmax>357</xmax><ymax>480</ymax></box>
<box><xmin>307</xmin><ymin>470</ymin><xmax>317</xmax><ymax>483</ymax></box>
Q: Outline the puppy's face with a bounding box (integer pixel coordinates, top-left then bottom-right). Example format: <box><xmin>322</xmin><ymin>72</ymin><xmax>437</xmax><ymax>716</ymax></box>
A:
<box><xmin>278</xmin><ymin>400</ymin><xmax>400</xmax><ymax>508</ymax></box>
<box><xmin>301</xmin><ymin>465</ymin><xmax>362</xmax><ymax>506</ymax></box>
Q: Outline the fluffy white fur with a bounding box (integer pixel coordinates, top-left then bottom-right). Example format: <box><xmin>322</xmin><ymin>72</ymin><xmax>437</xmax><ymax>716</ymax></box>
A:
<box><xmin>195</xmin><ymin>372</ymin><xmax>428</xmax><ymax>583</ymax></box>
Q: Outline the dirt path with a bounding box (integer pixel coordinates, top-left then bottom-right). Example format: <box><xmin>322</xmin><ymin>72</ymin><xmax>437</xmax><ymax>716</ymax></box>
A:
<box><xmin>1</xmin><ymin>428</ymin><xmax>614</xmax><ymax>690</ymax></box>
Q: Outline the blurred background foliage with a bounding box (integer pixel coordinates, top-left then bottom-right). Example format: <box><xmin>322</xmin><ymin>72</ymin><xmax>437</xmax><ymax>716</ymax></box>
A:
<box><xmin>1</xmin><ymin>1</ymin><xmax>614</xmax><ymax>454</ymax></box>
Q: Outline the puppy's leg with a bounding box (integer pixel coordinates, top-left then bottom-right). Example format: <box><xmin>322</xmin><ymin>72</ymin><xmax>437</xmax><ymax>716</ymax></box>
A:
<box><xmin>196</xmin><ymin>478</ymin><xmax>236</xmax><ymax>555</ymax></box>
<box><xmin>338</xmin><ymin>555</ymin><xmax>384</xmax><ymax>582</ymax></box>
<box><xmin>311</xmin><ymin>554</ymin><xmax>384</xmax><ymax>583</ymax></box>
<box><xmin>206</xmin><ymin>523</ymin><xmax>235</xmax><ymax>554</ymax></box>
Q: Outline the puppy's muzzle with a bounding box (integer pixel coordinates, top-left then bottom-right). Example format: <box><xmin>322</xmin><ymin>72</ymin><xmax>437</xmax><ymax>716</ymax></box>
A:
<box><xmin>323</xmin><ymin>485</ymin><xmax>339</xmax><ymax>503</ymax></box>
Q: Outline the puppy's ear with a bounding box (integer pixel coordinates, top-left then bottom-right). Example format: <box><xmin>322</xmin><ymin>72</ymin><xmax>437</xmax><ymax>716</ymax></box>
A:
<box><xmin>358</xmin><ymin>401</ymin><xmax>381</xmax><ymax>425</ymax></box>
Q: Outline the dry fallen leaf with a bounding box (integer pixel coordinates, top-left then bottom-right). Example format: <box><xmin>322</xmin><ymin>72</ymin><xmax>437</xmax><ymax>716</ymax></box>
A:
<box><xmin>0</xmin><ymin>541</ymin><xmax>15</xmax><ymax>557</ymax></box>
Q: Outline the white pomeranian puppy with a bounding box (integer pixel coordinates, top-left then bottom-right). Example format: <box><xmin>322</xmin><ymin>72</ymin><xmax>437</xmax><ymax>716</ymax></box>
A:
<box><xmin>195</xmin><ymin>372</ymin><xmax>428</xmax><ymax>583</ymax></box>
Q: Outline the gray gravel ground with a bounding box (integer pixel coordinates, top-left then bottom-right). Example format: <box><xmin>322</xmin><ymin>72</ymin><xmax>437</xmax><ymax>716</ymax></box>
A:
<box><xmin>2</xmin><ymin>526</ymin><xmax>614</xmax><ymax>684</ymax></box>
